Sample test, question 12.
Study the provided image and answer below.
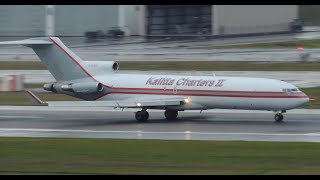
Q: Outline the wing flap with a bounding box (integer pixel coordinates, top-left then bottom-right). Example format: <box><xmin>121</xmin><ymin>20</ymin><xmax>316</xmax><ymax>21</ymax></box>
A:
<box><xmin>26</xmin><ymin>91</ymin><xmax>185</xmax><ymax>108</ymax></box>
<box><xmin>46</xmin><ymin>98</ymin><xmax>184</xmax><ymax>108</ymax></box>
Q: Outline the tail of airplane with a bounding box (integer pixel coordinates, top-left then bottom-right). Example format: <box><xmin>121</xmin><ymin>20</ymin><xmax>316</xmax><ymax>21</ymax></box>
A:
<box><xmin>0</xmin><ymin>37</ymin><xmax>89</xmax><ymax>81</ymax></box>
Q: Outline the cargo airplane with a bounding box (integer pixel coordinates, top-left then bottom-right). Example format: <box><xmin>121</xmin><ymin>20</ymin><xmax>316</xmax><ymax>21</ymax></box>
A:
<box><xmin>0</xmin><ymin>37</ymin><xmax>310</xmax><ymax>122</ymax></box>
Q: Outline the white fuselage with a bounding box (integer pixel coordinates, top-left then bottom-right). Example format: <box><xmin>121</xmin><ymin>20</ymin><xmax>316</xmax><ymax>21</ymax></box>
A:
<box><xmin>89</xmin><ymin>72</ymin><xmax>309</xmax><ymax>111</ymax></box>
<box><xmin>1</xmin><ymin>36</ymin><xmax>309</xmax><ymax>114</ymax></box>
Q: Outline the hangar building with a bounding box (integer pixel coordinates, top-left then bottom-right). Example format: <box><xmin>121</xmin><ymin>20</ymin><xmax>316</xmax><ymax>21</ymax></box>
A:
<box><xmin>0</xmin><ymin>5</ymin><xmax>298</xmax><ymax>36</ymax></box>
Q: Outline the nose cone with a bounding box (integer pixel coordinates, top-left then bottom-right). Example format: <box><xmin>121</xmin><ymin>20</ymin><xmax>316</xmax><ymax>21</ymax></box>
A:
<box><xmin>302</xmin><ymin>93</ymin><xmax>310</xmax><ymax>105</ymax></box>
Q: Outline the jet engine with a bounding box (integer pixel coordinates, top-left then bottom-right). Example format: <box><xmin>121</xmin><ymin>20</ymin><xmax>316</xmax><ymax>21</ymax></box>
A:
<box><xmin>61</xmin><ymin>82</ymin><xmax>104</xmax><ymax>93</ymax></box>
<box><xmin>81</xmin><ymin>61</ymin><xmax>119</xmax><ymax>75</ymax></box>
<box><xmin>43</xmin><ymin>83</ymin><xmax>55</xmax><ymax>92</ymax></box>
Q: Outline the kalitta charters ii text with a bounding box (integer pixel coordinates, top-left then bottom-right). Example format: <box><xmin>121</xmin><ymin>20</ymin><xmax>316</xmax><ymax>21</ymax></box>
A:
<box><xmin>145</xmin><ymin>77</ymin><xmax>226</xmax><ymax>87</ymax></box>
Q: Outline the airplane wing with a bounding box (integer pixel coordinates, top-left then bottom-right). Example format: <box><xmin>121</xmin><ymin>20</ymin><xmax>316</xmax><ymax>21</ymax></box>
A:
<box><xmin>26</xmin><ymin>91</ymin><xmax>186</xmax><ymax>108</ymax></box>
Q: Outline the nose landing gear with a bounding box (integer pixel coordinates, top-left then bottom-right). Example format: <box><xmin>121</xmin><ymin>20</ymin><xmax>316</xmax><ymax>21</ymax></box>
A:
<box><xmin>274</xmin><ymin>113</ymin><xmax>284</xmax><ymax>122</ymax></box>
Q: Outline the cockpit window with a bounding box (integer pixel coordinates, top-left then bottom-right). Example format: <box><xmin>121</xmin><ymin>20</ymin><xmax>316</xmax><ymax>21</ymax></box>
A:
<box><xmin>283</xmin><ymin>88</ymin><xmax>299</xmax><ymax>92</ymax></box>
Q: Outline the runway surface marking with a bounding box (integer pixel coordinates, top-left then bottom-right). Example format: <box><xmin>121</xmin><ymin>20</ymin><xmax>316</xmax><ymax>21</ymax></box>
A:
<box><xmin>1</xmin><ymin>128</ymin><xmax>320</xmax><ymax>137</ymax></box>
<box><xmin>0</xmin><ymin>116</ymin><xmax>42</xmax><ymax>119</ymax></box>
<box><xmin>1</xmin><ymin>106</ymin><xmax>320</xmax><ymax>114</ymax></box>
<box><xmin>0</xmin><ymin>106</ymin><xmax>319</xmax><ymax>142</ymax></box>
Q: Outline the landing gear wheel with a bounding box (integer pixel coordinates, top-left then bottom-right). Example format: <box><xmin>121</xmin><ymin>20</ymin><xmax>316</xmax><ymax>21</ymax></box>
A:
<box><xmin>274</xmin><ymin>113</ymin><xmax>284</xmax><ymax>123</ymax></box>
<box><xmin>135</xmin><ymin>111</ymin><xmax>149</xmax><ymax>122</ymax></box>
<box><xmin>164</xmin><ymin>110</ymin><xmax>178</xmax><ymax>121</ymax></box>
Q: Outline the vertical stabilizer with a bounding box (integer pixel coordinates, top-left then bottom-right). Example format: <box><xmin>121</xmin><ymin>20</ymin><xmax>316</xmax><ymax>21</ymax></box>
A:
<box><xmin>0</xmin><ymin>37</ymin><xmax>90</xmax><ymax>81</ymax></box>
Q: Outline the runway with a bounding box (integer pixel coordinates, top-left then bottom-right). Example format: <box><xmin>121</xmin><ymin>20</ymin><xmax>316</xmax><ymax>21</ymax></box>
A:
<box><xmin>1</xmin><ymin>46</ymin><xmax>320</xmax><ymax>62</ymax></box>
<box><xmin>1</xmin><ymin>32</ymin><xmax>320</xmax><ymax>62</ymax></box>
<box><xmin>0</xmin><ymin>106</ymin><xmax>320</xmax><ymax>142</ymax></box>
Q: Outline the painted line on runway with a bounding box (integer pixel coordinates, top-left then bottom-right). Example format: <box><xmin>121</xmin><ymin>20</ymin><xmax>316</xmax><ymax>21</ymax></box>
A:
<box><xmin>0</xmin><ymin>106</ymin><xmax>320</xmax><ymax>114</ymax></box>
<box><xmin>0</xmin><ymin>116</ymin><xmax>42</xmax><ymax>119</ymax></box>
<box><xmin>0</xmin><ymin>128</ymin><xmax>320</xmax><ymax>137</ymax></box>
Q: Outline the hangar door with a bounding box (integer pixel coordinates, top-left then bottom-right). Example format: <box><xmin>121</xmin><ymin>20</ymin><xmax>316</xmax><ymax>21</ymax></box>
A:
<box><xmin>146</xmin><ymin>5</ymin><xmax>212</xmax><ymax>35</ymax></box>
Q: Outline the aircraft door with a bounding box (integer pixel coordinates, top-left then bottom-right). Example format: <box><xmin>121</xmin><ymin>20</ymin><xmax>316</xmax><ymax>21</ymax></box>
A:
<box><xmin>173</xmin><ymin>86</ymin><xmax>178</xmax><ymax>94</ymax></box>
<box><xmin>107</xmin><ymin>78</ymin><xmax>115</xmax><ymax>100</ymax></box>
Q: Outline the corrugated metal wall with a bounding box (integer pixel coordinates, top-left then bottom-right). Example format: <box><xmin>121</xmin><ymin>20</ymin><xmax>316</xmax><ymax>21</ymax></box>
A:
<box><xmin>0</xmin><ymin>5</ymin><xmax>119</xmax><ymax>36</ymax></box>
<box><xmin>0</xmin><ymin>5</ymin><xmax>45</xmax><ymax>36</ymax></box>
<box><xmin>0</xmin><ymin>5</ymin><xmax>299</xmax><ymax>37</ymax></box>
<box><xmin>55</xmin><ymin>5</ymin><xmax>119</xmax><ymax>36</ymax></box>
<box><xmin>215</xmin><ymin>5</ymin><xmax>298</xmax><ymax>35</ymax></box>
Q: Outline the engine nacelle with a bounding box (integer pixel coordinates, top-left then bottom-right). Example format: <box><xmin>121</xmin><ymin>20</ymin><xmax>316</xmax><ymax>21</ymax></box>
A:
<box><xmin>43</xmin><ymin>83</ymin><xmax>56</xmax><ymax>92</ymax></box>
<box><xmin>61</xmin><ymin>82</ymin><xmax>103</xmax><ymax>93</ymax></box>
<box><xmin>82</xmin><ymin>61</ymin><xmax>118</xmax><ymax>75</ymax></box>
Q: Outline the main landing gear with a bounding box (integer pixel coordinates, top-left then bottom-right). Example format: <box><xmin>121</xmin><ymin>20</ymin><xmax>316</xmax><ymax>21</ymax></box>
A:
<box><xmin>135</xmin><ymin>109</ymin><xmax>149</xmax><ymax>122</ymax></box>
<box><xmin>164</xmin><ymin>110</ymin><xmax>178</xmax><ymax>121</ymax></box>
<box><xmin>274</xmin><ymin>110</ymin><xmax>286</xmax><ymax>123</ymax></box>
<box><xmin>135</xmin><ymin>109</ymin><xmax>179</xmax><ymax>122</ymax></box>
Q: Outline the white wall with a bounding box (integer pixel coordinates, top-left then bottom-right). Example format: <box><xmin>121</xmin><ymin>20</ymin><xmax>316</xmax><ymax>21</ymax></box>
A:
<box><xmin>215</xmin><ymin>5</ymin><xmax>298</xmax><ymax>35</ymax></box>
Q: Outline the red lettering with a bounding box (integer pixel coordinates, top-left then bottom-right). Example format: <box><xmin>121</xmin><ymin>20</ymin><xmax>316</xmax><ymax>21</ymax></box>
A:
<box><xmin>169</xmin><ymin>79</ymin><xmax>174</xmax><ymax>85</ymax></box>
<box><xmin>176</xmin><ymin>78</ymin><xmax>184</xmax><ymax>86</ymax></box>
<box><xmin>208</xmin><ymin>81</ymin><xmax>215</xmax><ymax>86</ymax></box>
<box><xmin>215</xmin><ymin>79</ymin><xmax>226</xmax><ymax>87</ymax></box>
<box><xmin>199</xmin><ymin>80</ymin><xmax>206</xmax><ymax>86</ymax></box>
<box><xmin>148</xmin><ymin>78</ymin><xmax>227</xmax><ymax>87</ymax></box>
<box><xmin>146</xmin><ymin>77</ymin><xmax>154</xmax><ymax>85</ymax></box>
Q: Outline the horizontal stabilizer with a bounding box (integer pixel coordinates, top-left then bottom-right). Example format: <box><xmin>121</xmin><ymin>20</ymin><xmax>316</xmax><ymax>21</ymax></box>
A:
<box><xmin>26</xmin><ymin>91</ymin><xmax>47</xmax><ymax>105</ymax></box>
<box><xmin>0</xmin><ymin>37</ymin><xmax>88</xmax><ymax>81</ymax></box>
<box><xmin>0</xmin><ymin>39</ymin><xmax>52</xmax><ymax>45</ymax></box>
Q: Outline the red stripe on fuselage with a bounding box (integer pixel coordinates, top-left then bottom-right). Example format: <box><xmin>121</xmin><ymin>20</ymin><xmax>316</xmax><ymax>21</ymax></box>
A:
<box><xmin>95</xmin><ymin>91</ymin><xmax>308</xmax><ymax>100</ymax></box>
<box><xmin>111</xmin><ymin>86</ymin><xmax>293</xmax><ymax>94</ymax></box>
<box><xmin>49</xmin><ymin>37</ymin><xmax>305</xmax><ymax>98</ymax></box>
